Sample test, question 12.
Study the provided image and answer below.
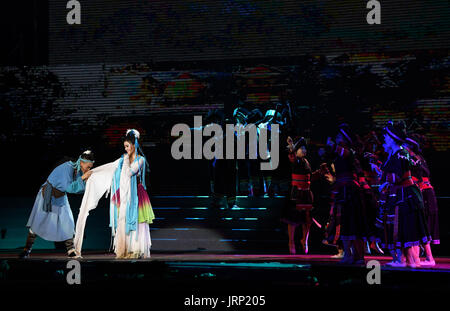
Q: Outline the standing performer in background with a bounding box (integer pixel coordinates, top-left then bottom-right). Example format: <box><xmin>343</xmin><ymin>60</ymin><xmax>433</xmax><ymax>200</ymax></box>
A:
<box><xmin>326</xmin><ymin>124</ymin><xmax>367</xmax><ymax>264</ymax></box>
<box><xmin>20</xmin><ymin>150</ymin><xmax>95</xmax><ymax>258</ymax></box>
<box><xmin>281</xmin><ymin>137</ymin><xmax>313</xmax><ymax>254</ymax></box>
<box><xmin>404</xmin><ymin>134</ymin><xmax>437</xmax><ymax>266</ymax></box>
<box><xmin>354</xmin><ymin>135</ymin><xmax>384</xmax><ymax>254</ymax></box>
<box><xmin>110</xmin><ymin>129</ymin><xmax>155</xmax><ymax>259</ymax></box>
<box><xmin>233</xmin><ymin>106</ymin><xmax>263</xmax><ymax>197</ymax></box>
<box><xmin>361</xmin><ymin>132</ymin><xmax>384</xmax><ymax>254</ymax></box>
<box><xmin>258</xmin><ymin>104</ymin><xmax>288</xmax><ymax>197</ymax></box>
<box><xmin>380</xmin><ymin>122</ymin><xmax>431</xmax><ymax>268</ymax></box>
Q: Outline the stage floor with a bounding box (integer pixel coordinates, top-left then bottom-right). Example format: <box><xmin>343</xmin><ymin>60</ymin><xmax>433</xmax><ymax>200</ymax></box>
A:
<box><xmin>1</xmin><ymin>252</ymin><xmax>450</xmax><ymax>271</ymax></box>
<box><xmin>1</xmin><ymin>251</ymin><xmax>449</xmax><ymax>307</ymax></box>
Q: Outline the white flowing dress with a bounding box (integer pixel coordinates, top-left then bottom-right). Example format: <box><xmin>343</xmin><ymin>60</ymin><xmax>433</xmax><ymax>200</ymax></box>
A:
<box><xmin>74</xmin><ymin>155</ymin><xmax>152</xmax><ymax>258</ymax></box>
<box><xmin>114</xmin><ymin>155</ymin><xmax>151</xmax><ymax>258</ymax></box>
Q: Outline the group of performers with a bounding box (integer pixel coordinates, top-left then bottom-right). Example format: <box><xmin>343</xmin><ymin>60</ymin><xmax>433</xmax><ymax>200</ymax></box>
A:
<box><xmin>206</xmin><ymin>98</ymin><xmax>291</xmax><ymax>206</ymax></box>
<box><xmin>20</xmin><ymin>129</ymin><xmax>155</xmax><ymax>259</ymax></box>
<box><xmin>18</xmin><ymin>118</ymin><xmax>440</xmax><ymax>268</ymax></box>
<box><xmin>283</xmin><ymin>121</ymin><xmax>440</xmax><ymax>267</ymax></box>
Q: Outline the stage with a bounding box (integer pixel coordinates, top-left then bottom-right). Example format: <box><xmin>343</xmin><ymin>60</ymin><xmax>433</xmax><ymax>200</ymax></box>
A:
<box><xmin>2</xmin><ymin>1</ymin><xmax>449</xmax><ymax>308</ymax></box>
<box><xmin>1</xmin><ymin>252</ymin><xmax>449</xmax><ymax>296</ymax></box>
<box><xmin>1</xmin><ymin>195</ymin><xmax>449</xmax><ymax>305</ymax></box>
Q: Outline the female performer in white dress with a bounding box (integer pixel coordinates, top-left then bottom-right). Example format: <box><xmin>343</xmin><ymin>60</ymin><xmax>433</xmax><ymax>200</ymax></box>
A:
<box><xmin>110</xmin><ymin>129</ymin><xmax>155</xmax><ymax>258</ymax></box>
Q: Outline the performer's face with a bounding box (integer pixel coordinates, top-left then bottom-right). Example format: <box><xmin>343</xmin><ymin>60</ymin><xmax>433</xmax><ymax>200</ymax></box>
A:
<box><xmin>80</xmin><ymin>161</ymin><xmax>93</xmax><ymax>174</ymax></box>
<box><xmin>124</xmin><ymin>141</ymin><xmax>135</xmax><ymax>156</ymax></box>
<box><xmin>296</xmin><ymin>146</ymin><xmax>306</xmax><ymax>157</ymax></box>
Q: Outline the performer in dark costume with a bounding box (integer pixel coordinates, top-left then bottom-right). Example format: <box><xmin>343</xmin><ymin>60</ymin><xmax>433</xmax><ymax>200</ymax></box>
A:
<box><xmin>325</xmin><ymin>124</ymin><xmax>367</xmax><ymax>264</ymax></box>
<box><xmin>205</xmin><ymin>109</ymin><xmax>226</xmax><ymax>207</ymax></box>
<box><xmin>20</xmin><ymin>150</ymin><xmax>95</xmax><ymax>258</ymax></box>
<box><xmin>281</xmin><ymin>137</ymin><xmax>313</xmax><ymax>254</ymax></box>
<box><xmin>380</xmin><ymin>122</ymin><xmax>431</xmax><ymax>268</ymax></box>
<box><xmin>355</xmin><ymin>135</ymin><xmax>384</xmax><ymax>254</ymax></box>
<box><xmin>362</xmin><ymin>131</ymin><xmax>384</xmax><ymax>188</ymax></box>
<box><xmin>310</xmin><ymin>158</ymin><xmax>339</xmax><ymax>256</ymax></box>
<box><xmin>404</xmin><ymin>134</ymin><xmax>438</xmax><ymax>266</ymax></box>
<box><xmin>313</xmin><ymin>148</ymin><xmax>345</xmax><ymax>258</ymax></box>
<box><xmin>204</xmin><ymin>107</ymin><xmax>241</xmax><ymax>209</ymax></box>
<box><xmin>233</xmin><ymin>106</ymin><xmax>263</xmax><ymax>196</ymax></box>
<box><xmin>258</xmin><ymin>104</ymin><xmax>289</xmax><ymax>197</ymax></box>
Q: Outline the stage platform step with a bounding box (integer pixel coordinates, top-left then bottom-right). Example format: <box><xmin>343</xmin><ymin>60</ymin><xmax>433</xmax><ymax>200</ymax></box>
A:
<box><xmin>0</xmin><ymin>196</ymin><xmax>294</xmax><ymax>253</ymax></box>
<box><xmin>1</xmin><ymin>196</ymin><xmax>448</xmax><ymax>256</ymax></box>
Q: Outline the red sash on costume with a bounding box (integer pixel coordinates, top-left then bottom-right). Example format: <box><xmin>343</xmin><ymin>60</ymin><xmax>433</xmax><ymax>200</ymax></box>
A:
<box><xmin>358</xmin><ymin>176</ymin><xmax>371</xmax><ymax>190</ymax></box>
<box><xmin>412</xmin><ymin>176</ymin><xmax>433</xmax><ymax>191</ymax></box>
<box><xmin>420</xmin><ymin>177</ymin><xmax>433</xmax><ymax>190</ymax></box>
<box><xmin>291</xmin><ymin>174</ymin><xmax>311</xmax><ymax>190</ymax></box>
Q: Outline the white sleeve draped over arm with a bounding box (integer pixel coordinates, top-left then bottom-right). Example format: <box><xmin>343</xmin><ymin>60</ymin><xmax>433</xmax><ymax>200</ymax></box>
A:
<box><xmin>74</xmin><ymin>159</ymin><xmax>120</xmax><ymax>254</ymax></box>
<box><xmin>123</xmin><ymin>156</ymin><xmax>144</xmax><ymax>177</ymax></box>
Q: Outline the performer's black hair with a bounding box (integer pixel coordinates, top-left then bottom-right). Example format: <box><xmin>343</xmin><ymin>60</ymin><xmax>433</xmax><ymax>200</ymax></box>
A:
<box><xmin>80</xmin><ymin>150</ymin><xmax>95</xmax><ymax>162</ymax></box>
<box><xmin>123</xmin><ymin>132</ymin><xmax>137</xmax><ymax>144</ymax></box>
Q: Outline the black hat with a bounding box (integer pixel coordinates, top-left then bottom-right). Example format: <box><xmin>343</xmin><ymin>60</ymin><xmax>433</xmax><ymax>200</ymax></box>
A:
<box><xmin>405</xmin><ymin>133</ymin><xmax>422</xmax><ymax>153</ymax></box>
<box><xmin>383</xmin><ymin>121</ymin><xmax>407</xmax><ymax>143</ymax></box>
<box><xmin>233</xmin><ymin>107</ymin><xmax>251</xmax><ymax>124</ymax></box>
<box><xmin>261</xmin><ymin>109</ymin><xmax>283</xmax><ymax>125</ymax></box>
<box><xmin>338</xmin><ymin>123</ymin><xmax>354</xmax><ymax>145</ymax></box>
<box><xmin>248</xmin><ymin>108</ymin><xmax>263</xmax><ymax>124</ymax></box>
<box><xmin>292</xmin><ymin>137</ymin><xmax>307</xmax><ymax>152</ymax></box>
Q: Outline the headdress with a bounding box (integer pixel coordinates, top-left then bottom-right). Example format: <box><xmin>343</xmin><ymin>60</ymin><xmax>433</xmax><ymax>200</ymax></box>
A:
<box><xmin>292</xmin><ymin>137</ymin><xmax>307</xmax><ymax>152</ymax></box>
<box><xmin>71</xmin><ymin>149</ymin><xmax>95</xmax><ymax>173</ymax></box>
<box><xmin>338</xmin><ymin>123</ymin><xmax>353</xmax><ymax>145</ymax></box>
<box><xmin>383</xmin><ymin>121</ymin><xmax>406</xmax><ymax>143</ymax></box>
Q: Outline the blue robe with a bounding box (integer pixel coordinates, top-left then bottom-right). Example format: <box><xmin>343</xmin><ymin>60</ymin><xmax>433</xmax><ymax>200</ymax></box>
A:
<box><xmin>26</xmin><ymin>161</ymin><xmax>85</xmax><ymax>241</ymax></box>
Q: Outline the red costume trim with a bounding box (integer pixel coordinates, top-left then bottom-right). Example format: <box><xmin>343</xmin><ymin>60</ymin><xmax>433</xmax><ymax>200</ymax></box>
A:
<box><xmin>291</xmin><ymin>173</ymin><xmax>311</xmax><ymax>189</ymax></box>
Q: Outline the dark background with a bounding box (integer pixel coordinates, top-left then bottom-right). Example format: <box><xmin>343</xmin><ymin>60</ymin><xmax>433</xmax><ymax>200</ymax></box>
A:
<box><xmin>1</xmin><ymin>0</ymin><xmax>449</xmax><ymax>196</ymax></box>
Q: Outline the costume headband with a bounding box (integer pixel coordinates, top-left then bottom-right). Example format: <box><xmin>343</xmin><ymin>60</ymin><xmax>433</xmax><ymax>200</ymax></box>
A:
<box><xmin>126</xmin><ymin>129</ymin><xmax>140</xmax><ymax>139</ymax></box>
<box><xmin>80</xmin><ymin>150</ymin><xmax>95</xmax><ymax>163</ymax></box>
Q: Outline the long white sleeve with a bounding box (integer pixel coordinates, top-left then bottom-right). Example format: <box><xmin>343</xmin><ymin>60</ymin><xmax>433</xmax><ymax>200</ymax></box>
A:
<box><xmin>123</xmin><ymin>155</ymin><xmax>144</xmax><ymax>178</ymax></box>
<box><xmin>74</xmin><ymin>159</ymin><xmax>120</xmax><ymax>254</ymax></box>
